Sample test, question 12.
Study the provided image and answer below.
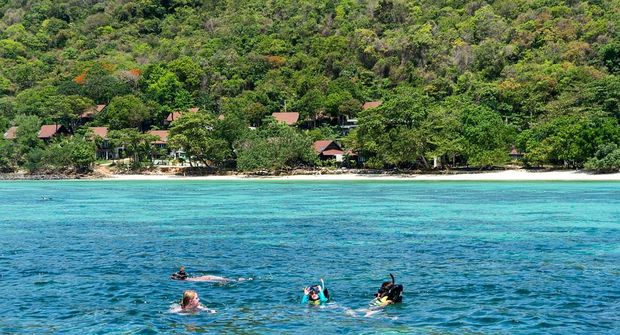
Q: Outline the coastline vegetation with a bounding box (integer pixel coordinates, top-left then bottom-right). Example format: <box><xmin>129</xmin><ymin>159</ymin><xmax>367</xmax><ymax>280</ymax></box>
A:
<box><xmin>1</xmin><ymin>0</ymin><xmax>620</xmax><ymax>174</ymax></box>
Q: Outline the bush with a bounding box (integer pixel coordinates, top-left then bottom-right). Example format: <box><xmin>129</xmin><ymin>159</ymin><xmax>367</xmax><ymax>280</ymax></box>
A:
<box><xmin>584</xmin><ymin>144</ymin><xmax>620</xmax><ymax>173</ymax></box>
<box><xmin>25</xmin><ymin>137</ymin><xmax>96</xmax><ymax>173</ymax></box>
<box><xmin>237</xmin><ymin>122</ymin><xmax>316</xmax><ymax>171</ymax></box>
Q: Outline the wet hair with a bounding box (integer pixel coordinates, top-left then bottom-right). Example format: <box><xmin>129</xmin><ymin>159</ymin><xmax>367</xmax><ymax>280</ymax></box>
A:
<box><xmin>181</xmin><ymin>290</ymin><xmax>198</xmax><ymax>309</ymax></box>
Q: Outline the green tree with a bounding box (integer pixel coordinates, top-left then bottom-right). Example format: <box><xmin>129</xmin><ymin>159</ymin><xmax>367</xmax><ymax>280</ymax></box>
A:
<box><xmin>584</xmin><ymin>143</ymin><xmax>620</xmax><ymax>173</ymax></box>
<box><xmin>80</xmin><ymin>63</ymin><xmax>129</xmax><ymax>103</ymax></box>
<box><xmin>461</xmin><ymin>103</ymin><xmax>513</xmax><ymax>167</ymax></box>
<box><xmin>236</xmin><ymin>121</ymin><xmax>315</xmax><ymax>171</ymax></box>
<box><xmin>169</xmin><ymin>112</ymin><xmax>230</xmax><ymax>167</ymax></box>
<box><xmin>108</xmin><ymin>128</ymin><xmax>158</xmax><ymax>168</ymax></box>
<box><xmin>518</xmin><ymin>115</ymin><xmax>620</xmax><ymax>168</ymax></box>
<box><xmin>104</xmin><ymin>95</ymin><xmax>151</xmax><ymax>130</ymax></box>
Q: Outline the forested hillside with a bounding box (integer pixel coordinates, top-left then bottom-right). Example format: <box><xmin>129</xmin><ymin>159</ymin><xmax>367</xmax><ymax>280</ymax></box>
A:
<box><xmin>1</xmin><ymin>0</ymin><xmax>620</xmax><ymax>173</ymax></box>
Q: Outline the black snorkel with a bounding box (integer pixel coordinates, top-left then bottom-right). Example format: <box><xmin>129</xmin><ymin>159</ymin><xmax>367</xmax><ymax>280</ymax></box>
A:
<box><xmin>390</xmin><ymin>273</ymin><xmax>395</xmax><ymax>284</ymax></box>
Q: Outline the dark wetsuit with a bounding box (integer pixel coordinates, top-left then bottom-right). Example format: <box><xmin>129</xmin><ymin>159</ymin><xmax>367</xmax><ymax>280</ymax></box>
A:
<box><xmin>171</xmin><ymin>270</ymin><xmax>188</xmax><ymax>280</ymax></box>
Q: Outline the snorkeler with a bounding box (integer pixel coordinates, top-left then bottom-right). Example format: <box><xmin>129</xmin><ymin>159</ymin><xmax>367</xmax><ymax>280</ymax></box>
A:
<box><xmin>171</xmin><ymin>266</ymin><xmax>188</xmax><ymax>280</ymax></box>
<box><xmin>370</xmin><ymin>274</ymin><xmax>403</xmax><ymax>307</ymax></box>
<box><xmin>171</xmin><ymin>266</ymin><xmax>243</xmax><ymax>282</ymax></box>
<box><xmin>301</xmin><ymin>279</ymin><xmax>330</xmax><ymax>305</ymax></box>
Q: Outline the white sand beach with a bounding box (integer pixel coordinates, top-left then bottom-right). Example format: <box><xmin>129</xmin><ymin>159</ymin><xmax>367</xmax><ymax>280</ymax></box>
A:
<box><xmin>104</xmin><ymin>169</ymin><xmax>620</xmax><ymax>181</ymax></box>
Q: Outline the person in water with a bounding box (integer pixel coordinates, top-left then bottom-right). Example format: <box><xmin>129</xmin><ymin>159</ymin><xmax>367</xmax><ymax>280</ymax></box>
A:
<box><xmin>301</xmin><ymin>279</ymin><xmax>329</xmax><ymax>305</ymax></box>
<box><xmin>171</xmin><ymin>266</ymin><xmax>240</xmax><ymax>282</ymax></box>
<box><xmin>370</xmin><ymin>274</ymin><xmax>403</xmax><ymax>307</ymax></box>
<box><xmin>171</xmin><ymin>266</ymin><xmax>188</xmax><ymax>280</ymax></box>
<box><xmin>181</xmin><ymin>290</ymin><xmax>201</xmax><ymax>310</ymax></box>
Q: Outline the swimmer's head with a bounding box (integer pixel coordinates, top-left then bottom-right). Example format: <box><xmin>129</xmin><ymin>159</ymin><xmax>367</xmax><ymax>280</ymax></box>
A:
<box><xmin>375</xmin><ymin>281</ymin><xmax>393</xmax><ymax>297</ymax></box>
<box><xmin>179</xmin><ymin>266</ymin><xmax>185</xmax><ymax>272</ymax></box>
<box><xmin>181</xmin><ymin>290</ymin><xmax>199</xmax><ymax>309</ymax></box>
<box><xmin>309</xmin><ymin>288</ymin><xmax>320</xmax><ymax>301</ymax></box>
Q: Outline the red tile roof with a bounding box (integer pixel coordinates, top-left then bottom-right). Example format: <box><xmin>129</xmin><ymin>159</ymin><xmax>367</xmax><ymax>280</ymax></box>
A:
<box><xmin>166</xmin><ymin>111</ymin><xmax>183</xmax><ymax>122</ymax></box>
<box><xmin>313</xmin><ymin>140</ymin><xmax>346</xmax><ymax>157</ymax></box>
<box><xmin>313</xmin><ymin>140</ymin><xmax>334</xmax><ymax>154</ymax></box>
<box><xmin>362</xmin><ymin>101</ymin><xmax>382</xmax><ymax>110</ymax></box>
<box><xmin>166</xmin><ymin>108</ymin><xmax>199</xmax><ymax>122</ymax></box>
<box><xmin>38</xmin><ymin>125</ymin><xmax>67</xmax><ymax>139</ymax></box>
<box><xmin>3</xmin><ymin>126</ymin><xmax>17</xmax><ymax>140</ymax></box>
<box><xmin>272</xmin><ymin>112</ymin><xmax>299</xmax><ymax>125</ymax></box>
<box><xmin>148</xmin><ymin>130</ymin><xmax>169</xmax><ymax>144</ymax></box>
<box><xmin>89</xmin><ymin>127</ymin><xmax>108</xmax><ymax>139</ymax></box>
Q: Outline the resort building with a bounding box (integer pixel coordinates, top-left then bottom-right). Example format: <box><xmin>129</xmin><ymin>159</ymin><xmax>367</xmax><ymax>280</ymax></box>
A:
<box><xmin>313</xmin><ymin>140</ymin><xmax>345</xmax><ymax>162</ymax></box>
<box><xmin>148</xmin><ymin>130</ymin><xmax>169</xmax><ymax>148</ymax></box>
<box><xmin>362</xmin><ymin>101</ymin><xmax>382</xmax><ymax>110</ymax></box>
<box><xmin>164</xmin><ymin>107</ymin><xmax>199</xmax><ymax>126</ymax></box>
<box><xmin>272</xmin><ymin>112</ymin><xmax>300</xmax><ymax>126</ymax></box>
<box><xmin>3</xmin><ymin>126</ymin><xmax>17</xmax><ymax>140</ymax></box>
<box><xmin>88</xmin><ymin>127</ymin><xmax>117</xmax><ymax>160</ymax></box>
<box><xmin>148</xmin><ymin>130</ymin><xmax>183</xmax><ymax>161</ymax></box>
<box><xmin>509</xmin><ymin>146</ymin><xmax>524</xmax><ymax>160</ymax></box>
<box><xmin>38</xmin><ymin>124</ymin><xmax>70</xmax><ymax>142</ymax></box>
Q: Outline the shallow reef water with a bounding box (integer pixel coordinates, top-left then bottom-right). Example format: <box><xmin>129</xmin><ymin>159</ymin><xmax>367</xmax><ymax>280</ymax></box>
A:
<box><xmin>0</xmin><ymin>180</ymin><xmax>618</xmax><ymax>334</ymax></box>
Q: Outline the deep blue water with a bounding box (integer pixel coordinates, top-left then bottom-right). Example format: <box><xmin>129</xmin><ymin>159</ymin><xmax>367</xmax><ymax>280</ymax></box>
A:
<box><xmin>0</xmin><ymin>180</ymin><xmax>619</xmax><ymax>334</ymax></box>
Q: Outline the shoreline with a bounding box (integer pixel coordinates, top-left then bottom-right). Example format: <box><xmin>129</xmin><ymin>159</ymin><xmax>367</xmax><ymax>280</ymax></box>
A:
<box><xmin>2</xmin><ymin>169</ymin><xmax>620</xmax><ymax>182</ymax></box>
<box><xmin>97</xmin><ymin>169</ymin><xmax>620</xmax><ymax>181</ymax></box>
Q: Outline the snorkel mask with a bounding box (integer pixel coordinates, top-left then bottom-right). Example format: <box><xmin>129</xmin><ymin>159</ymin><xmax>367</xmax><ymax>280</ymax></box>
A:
<box><xmin>308</xmin><ymin>285</ymin><xmax>320</xmax><ymax>294</ymax></box>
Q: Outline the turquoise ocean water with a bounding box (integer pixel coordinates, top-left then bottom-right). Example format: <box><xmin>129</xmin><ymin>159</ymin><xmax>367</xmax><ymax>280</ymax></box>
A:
<box><xmin>0</xmin><ymin>180</ymin><xmax>618</xmax><ymax>334</ymax></box>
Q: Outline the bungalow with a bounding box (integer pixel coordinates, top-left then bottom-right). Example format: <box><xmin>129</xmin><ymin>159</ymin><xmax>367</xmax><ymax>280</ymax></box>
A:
<box><xmin>3</xmin><ymin>126</ymin><xmax>17</xmax><ymax>140</ymax></box>
<box><xmin>148</xmin><ymin>130</ymin><xmax>168</xmax><ymax>148</ymax></box>
<box><xmin>147</xmin><ymin>130</ymin><xmax>185</xmax><ymax>161</ymax></box>
<box><xmin>38</xmin><ymin>124</ymin><xmax>70</xmax><ymax>142</ymax></box>
<box><xmin>341</xmin><ymin>101</ymin><xmax>382</xmax><ymax>134</ymax></box>
<box><xmin>272</xmin><ymin>112</ymin><xmax>299</xmax><ymax>126</ymax></box>
<box><xmin>362</xmin><ymin>101</ymin><xmax>382</xmax><ymax>110</ymax></box>
<box><xmin>88</xmin><ymin>127</ymin><xmax>117</xmax><ymax>160</ymax></box>
<box><xmin>164</xmin><ymin>107</ymin><xmax>199</xmax><ymax>126</ymax></box>
<box><xmin>314</xmin><ymin>140</ymin><xmax>345</xmax><ymax>162</ymax></box>
<box><xmin>509</xmin><ymin>146</ymin><xmax>523</xmax><ymax>160</ymax></box>
<box><xmin>80</xmin><ymin>104</ymin><xmax>107</xmax><ymax>123</ymax></box>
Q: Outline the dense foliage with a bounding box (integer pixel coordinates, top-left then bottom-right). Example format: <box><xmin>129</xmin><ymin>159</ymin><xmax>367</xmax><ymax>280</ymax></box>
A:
<box><xmin>1</xmin><ymin>0</ymin><xmax>619</xmax><ymax>172</ymax></box>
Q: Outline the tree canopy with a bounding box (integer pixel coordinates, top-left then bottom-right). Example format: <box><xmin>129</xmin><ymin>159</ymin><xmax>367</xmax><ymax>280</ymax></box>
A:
<box><xmin>1</xmin><ymin>0</ymin><xmax>619</xmax><ymax>172</ymax></box>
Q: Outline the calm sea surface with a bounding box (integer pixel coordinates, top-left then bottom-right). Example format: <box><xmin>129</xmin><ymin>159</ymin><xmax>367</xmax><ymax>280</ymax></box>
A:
<box><xmin>0</xmin><ymin>180</ymin><xmax>619</xmax><ymax>334</ymax></box>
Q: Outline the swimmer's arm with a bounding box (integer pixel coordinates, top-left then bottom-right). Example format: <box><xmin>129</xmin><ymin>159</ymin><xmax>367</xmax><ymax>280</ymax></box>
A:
<box><xmin>318</xmin><ymin>289</ymin><xmax>328</xmax><ymax>302</ymax></box>
<box><xmin>301</xmin><ymin>287</ymin><xmax>310</xmax><ymax>304</ymax></box>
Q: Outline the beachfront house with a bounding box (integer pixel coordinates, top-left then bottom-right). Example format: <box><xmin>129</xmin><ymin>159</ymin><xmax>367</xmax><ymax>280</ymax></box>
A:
<box><xmin>148</xmin><ymin>130</ymin><xmax>168</xmax><ymax>149</ymax></box>
<box><xmin>314</xmin><ymin>140</ymin><xmax>346</xmax><ymax>162</ymax></box>
<box><xmin>272</xmin><ymin>112</ymin><xmax>300</xmax><ymax>126</ymax></box>
<box><xmin>88</xmin><ymin>127</ymin><xmax>119</xmax><ymax>160</ymax></box>
<box><xmin>509</xmin><ymin>146</ymin><xmax>524</xmax><ymax>160</ymax></box>
<box><xmin>38</xmin><ymin>124</ymin><xmax>70</xmax><ymax>142</ymax></box>
<box><xmin>147</xmin><ymin>130</ymin><xmax>184</xmax><ymax>162</ymax></box>
<box><xmin>164</xmin><ymin>107</ymin><xmax>199</xmax><ymax>126</ymax></box>
<box><xmin>3</xmin><ymin>126</ymin><xmax>17</xmax><ymax>140</ymax></box>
